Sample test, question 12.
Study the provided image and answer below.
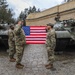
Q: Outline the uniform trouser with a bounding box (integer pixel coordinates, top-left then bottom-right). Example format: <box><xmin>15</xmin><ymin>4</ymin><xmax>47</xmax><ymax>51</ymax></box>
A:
<box><xmin>46</xmin><ymin>47</ymin><xmax>55</xmax><ymax>64</ymax></box>
<box><xmin>16</xmin><ymin>45</ymin><xmax>25</xmax><ymax>64</ymax></box>
<box><xmin>9</xmin><ymin>44</ymin><xmax>15</xmax><ymax>58</ymax></box>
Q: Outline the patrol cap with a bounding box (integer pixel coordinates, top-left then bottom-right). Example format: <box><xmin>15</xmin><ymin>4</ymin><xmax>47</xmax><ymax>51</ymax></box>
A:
<box><xmin>9</xmin><ymin>24</ymin><xmax>14</xmax><ymax>27</ymax></box>
<box><xmin>47</xmin><ymin>23</ymin><xmax>54</xmax><ymax>26</ymax></box>
<box><xmin>16</xmin><ymin>19</ymin><xmax>24</xmax><ymax>24</ymax></box>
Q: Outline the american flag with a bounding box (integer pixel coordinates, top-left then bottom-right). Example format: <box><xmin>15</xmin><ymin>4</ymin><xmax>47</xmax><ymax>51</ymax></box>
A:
<box><xmin>22</xmin><ymin>26</ymin><xmax>47</xmax><ymax>44</ymax></box>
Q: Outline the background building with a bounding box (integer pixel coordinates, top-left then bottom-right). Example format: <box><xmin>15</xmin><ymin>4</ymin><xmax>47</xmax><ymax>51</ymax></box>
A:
<box><xmin>26</xmin><ymin>1</ymin><xmax>75</xmax><ymax>26</ymax></box>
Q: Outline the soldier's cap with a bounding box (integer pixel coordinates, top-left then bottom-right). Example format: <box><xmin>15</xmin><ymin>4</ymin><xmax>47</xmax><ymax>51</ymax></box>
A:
<box><xmin>9</xmin><ymin>24</ymin><xmax>14</xmax><ymax>27</ymax></box>
<box><xmin>16</xmin><ymin>19</ymin><xmax>24</xmax><ymax>24</ymax></box>
<box><xmin>47</xmin><ymin>23</ymin><xmax>54</xmax><ymax>26</ymax></box>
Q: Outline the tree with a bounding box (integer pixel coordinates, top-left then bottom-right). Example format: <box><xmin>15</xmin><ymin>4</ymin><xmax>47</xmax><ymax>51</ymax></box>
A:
<box><xmin>18</xmin><ymin>6</ymin><xmax>41</xmax><ymax>26</ymax></box>
<box><xmin>32</xmin><ymin>6</ymin><xmax>36</xmax><ymax>13</ymax></box>
<box><xmin>37</xmin><ymin>9</ymin><xmax>40</xmax><ymax>12</ymax></box>
<box><xmin>7</xmin><ymin>9</ymin><xmax>15</xmax><ymax>23</ymax></box>
<box><xmin>64</xmin><ymin>0</ymin><xmax>74</xmax><ymax>2</ymax></box>
<box><xmin>0</xmin><ymin>0</ymin><xmax>8</xmax><ymax>8</ymax></box>
<box><xmin>19</xmin><ymin>6</ymin><xmax>41</xmax><ymax>19</ymax></box>
<box><xmin>28</xmin><ymin>7</ymin><xmax>33</xmax><ymax>14</ymax></box>
<box><xmin>0</xmin><ymin>0</ymin><xmax>15</xmax><ymax>24</ymax></box>
<box><xmin>19</xmin><ymin>11</ymin><xmax>24</xmax><ymax>20</ymax></box>
<box><xmin>0</xmin><ymin>0</ymin><xmax>8</xmax><ymax>22</ymax></box>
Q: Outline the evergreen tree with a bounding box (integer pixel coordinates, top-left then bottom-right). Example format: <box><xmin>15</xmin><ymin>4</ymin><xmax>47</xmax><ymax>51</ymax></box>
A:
<box><xmin>18</xmin><ymin>6</ymin><xmax>41</xmax><ymax>26</ymax></box>
<box><xmin>28</xmin><ymin>7</ymin><xmax>32</xmax><ymax>14</ymax></box>
<box><xmin>32</xmin><ymin>6</ymin><xmax>36</xmax><ymax>13</ymax></box>
<box><xmin>64</xmin><ymin>0</ymin><xmax>74</xmax><ymax>2</ymax></box>
<box><xmin>19</xmin><ymin>11</ymin><xmax>24</xmax><ymax>20</ymax></box>
<box><xmin>37</xmin><ymin>8</ymin><xmax>40</xmax><ymax>12</ymax></box>
<box><xmin>0</xmin><ymin>0</ymin><xmax>15</xmax><ymax>24</ymax></box>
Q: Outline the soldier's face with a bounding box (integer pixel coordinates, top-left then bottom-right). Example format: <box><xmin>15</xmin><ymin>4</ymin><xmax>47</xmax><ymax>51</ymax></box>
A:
<box><xmin>18</xmin><ymin>21</ymin><xmax>22</xmax><ymax>25</ymax></box>
<box><xmin>21</xmin><ymin>21</ymin><xmax>24</xmax><ymax>25</ymax></box>
<box><xmin>46</xmin><ymin>26</ymin><xmax>51</xmax><ymax>32</ymax></box>
<box><xmin>47</xmin><ymin>26</ymin><xmax>51</xmax><ymax>30</ymax></box>
<box><xmin>11</xmin><ymin>26</ymin><xmax>14</xmax><ymax>30</ymax></box>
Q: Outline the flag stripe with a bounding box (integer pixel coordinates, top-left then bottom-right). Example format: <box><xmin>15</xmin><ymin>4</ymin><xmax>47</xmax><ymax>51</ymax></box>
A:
<box><xmin>26</xmin><ymin>36</ymin><xmax>46</xmax><ymax>38</ymax></box>
<box><xmin>30</xmin><ymin>30</ymin><xmax>46</xmax><ymax>33</ymax></box>
<box><xmin>26</xmin><ymin>41</ymin><xmax>45</xmax><ymax>44</ymax></box>
<box><xmin>26</xmin><ymin>38</ymin><xmax>46</xmax><ymax>41</ymax></box>
<box><xmin>30</xmin><ymin>33</ymin><xmax>47</xmax><ymax>35</ymax></box>
<box><xmin>30</xmin><ymin>26</ymin><xmax>46</xmax><ymax>30</ymax></box>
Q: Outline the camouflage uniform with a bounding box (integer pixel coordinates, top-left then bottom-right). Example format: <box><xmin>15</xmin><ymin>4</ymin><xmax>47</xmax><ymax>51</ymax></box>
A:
<box><xmin>46</xmin><ymin>29</ymin><xmax>56</xmax><ymax>64</ymax></box>
<box><xmin>8</xmin><ymin>29</ymin><xmax>15</xmax><ymax>58</ymax></box>
<box><xmin>14</xmin><ymin>24</ymin><xmax>26</xmax><ymax>64</ymax></box>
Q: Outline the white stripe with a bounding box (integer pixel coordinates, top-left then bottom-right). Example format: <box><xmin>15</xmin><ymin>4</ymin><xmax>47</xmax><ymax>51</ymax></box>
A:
<box><xmin>30</xmin><ymin>33</ymin><xmax>47</xmax><ymax>35</ymax></box>
<box><xmin>26</xmin><ymin>38</ymin><xmax>46</xmax><ymax>41</ymax></box>
<box><xmin>30</xmin><ymin>30</ymin><xmax>46</xmax><ymax>33</ymax></box>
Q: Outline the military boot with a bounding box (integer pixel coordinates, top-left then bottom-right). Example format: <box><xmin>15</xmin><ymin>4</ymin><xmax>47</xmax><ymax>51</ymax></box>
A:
<box><xmin>16</xmin><ymin>63</ymin><xmax>24</xmax><ymax>69</ymax></box>
<box><xmin>9</xmin><ymin>58</ymin><xmax>16</xmax><ymax>62</ymax></box>
<box><xmin>46</xmin><ymin>64</ymin><xmax>56</xmax><ymax>71</ymax></box>
<box><xmin>45</xmin><ymin>63</ymin><xmax>50</xmax><ymax>67</ymax></box>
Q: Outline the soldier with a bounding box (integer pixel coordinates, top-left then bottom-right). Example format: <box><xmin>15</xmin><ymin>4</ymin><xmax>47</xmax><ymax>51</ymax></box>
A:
<box><xmin>8</xmin><ymin>24</ymin><xmax>16</xmax><ymax>62</ymax></box>
<box><xmin>14</xmin><ymin>20</ymin><xmax>26</xmax><ymax>69</ymax></box>
<box><xmin>45</xmin><ymin>23</ymin><xmax>56</xmax><ymax>70</ymax></box>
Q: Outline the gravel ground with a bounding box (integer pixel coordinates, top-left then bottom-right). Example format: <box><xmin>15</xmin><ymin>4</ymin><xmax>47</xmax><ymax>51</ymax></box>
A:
<box><xmin>0</xmin><ymin>44</ymin><xmax>75</xmax><ymax>75</ymax></box>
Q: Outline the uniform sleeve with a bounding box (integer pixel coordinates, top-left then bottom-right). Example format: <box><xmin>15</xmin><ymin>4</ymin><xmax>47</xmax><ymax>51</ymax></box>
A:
<box><xmin>50</xmin><ymin>33</ymin><xmax>55</xmax><ymax>43</ymax></box>
<box><xmin>45</xmin><ymin>32</ymin><xmax>51</xmax><ymax>46</ymax></box>
<box><xmin>14</xmin><ymin>25</ymin><xmax>22</xmax><ymax>35</ymax></box>
<box><xmin>50</xmin><ymin>30</ymin><xmax>56</xmax><ymax>50</ymax></box>
<box><xmin>22</xmin><ymin>29</ymin><xmax>26</xmax><ymax>44</ymax></box>
<box><xmin>8</xmin><ymin>30</ymin><xmax>14</xmax><ymax>41</ymax></box>
<box><xmin>46</xmin><ymin>29</ymin><xmax>56</xmax><ymax>48</ymax></box>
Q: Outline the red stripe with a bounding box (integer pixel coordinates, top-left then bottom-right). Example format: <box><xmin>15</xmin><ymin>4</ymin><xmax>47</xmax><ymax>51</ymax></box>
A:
<box><xmin>26</xmin><ymin>36</ymin><xmax>46</xmax><ymax>38</ymax></box>
<box><xmin>26</xmin><ymin>41</ymin><xmax>45</xmax><ymax>44</ymax></box>
<box><xmin>30</xmin><ymin>26</ymin><xmax>46</xmax><ymax>27</ymax></box>
<box><xmin>30</xmin><ymin>27</ymin><xmax>46</xmax><ymax>30</ymax></box>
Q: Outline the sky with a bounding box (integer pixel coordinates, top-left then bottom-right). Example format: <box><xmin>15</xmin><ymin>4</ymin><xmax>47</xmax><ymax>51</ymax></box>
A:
<box><xmin>6</xmin><ymin>0</ymin><xmax>64</xmax><ymax>18</ymax></box>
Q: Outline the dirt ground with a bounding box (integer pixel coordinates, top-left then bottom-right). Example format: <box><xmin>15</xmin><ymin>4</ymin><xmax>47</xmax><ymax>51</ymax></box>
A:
<box><xmin>0</xmin><ymin>44</ymin><xmax>75</xmax><ymax>75</ymax></box>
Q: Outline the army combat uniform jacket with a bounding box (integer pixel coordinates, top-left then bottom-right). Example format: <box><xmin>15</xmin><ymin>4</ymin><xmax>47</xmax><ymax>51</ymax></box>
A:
<box><xmin>46</xmin><ymin>29</ymin><xmax>56</xmax><ymax>49</ymax></box>
<box><xmin>14</xmin><ymin>24</ymin><xmax>26</xmax><ymax>46</ymax></box>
